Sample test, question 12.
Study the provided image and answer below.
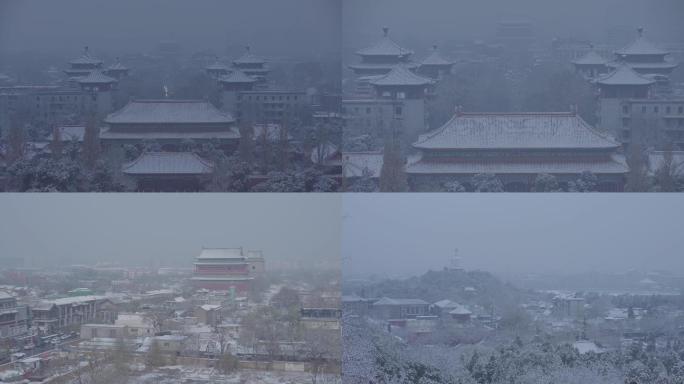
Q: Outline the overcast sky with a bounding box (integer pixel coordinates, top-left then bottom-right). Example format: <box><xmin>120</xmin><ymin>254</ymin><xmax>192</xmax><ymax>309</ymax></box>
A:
<box><xmin>0</xmin><ymin>194</ymin><xmax>341</xmax><ymax>269</ymax></box>
<box><xmin>342</xmin><ymin>195</ymin><xmax>684</xmax><ymax>279</ymax></box>
<box><xmin>343</xmin><ymin>0</ymin><xmax>684</xmax><ymax>52</ymax></box>
<box><xmin>0</xmin><ymin>0</ymin><xmax>341</xmax><ymax>57</ymax></box>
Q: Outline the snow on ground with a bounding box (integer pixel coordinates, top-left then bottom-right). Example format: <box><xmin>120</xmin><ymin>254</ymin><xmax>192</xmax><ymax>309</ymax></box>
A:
<box><xmin>124</xmin><ymin>367</ymin><xmax>338</xmax><ymax>383</ymax></box>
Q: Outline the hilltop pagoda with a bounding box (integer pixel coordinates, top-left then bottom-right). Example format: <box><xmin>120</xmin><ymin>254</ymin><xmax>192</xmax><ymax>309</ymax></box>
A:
<box><xmin>348</xmin><ymin>27</ymin><xmax>417</xmax><ymax>77</ymax></box>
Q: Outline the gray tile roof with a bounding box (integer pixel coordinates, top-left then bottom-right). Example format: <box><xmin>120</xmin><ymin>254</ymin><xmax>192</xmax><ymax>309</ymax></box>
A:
<box><xmin>68</xmin><ymin>48</ymin><xmax>103</xmax><ymax>66</ymax></box>
<box><xmin>369</xmin><ymin>65</ymin><xmax>434</xmax><ymax>87</ymax></box>
<box><xmin>78</xmin><ymin>71</ymin><xmax>117</xmax><ymax>84</ymax></box>
<box><xmin>122</xmin><ymin>152</ymin><xmax>214</xmax><ymax>175</ymax></box>
<box><xmin>615</xmin><ymin>30</ymin><xmax>668</xmax><ymax>56</ymax></box>
<box><xmin>105</xmin><ymin>100</ymin><xmax>236</xmax><ymax>124</ymax></box>
<box><xmin>595</xmin><ymin>64</ymin><xmax>655</xmax><ymax>86</ymax></box>
<box><xmin>198</xmin><ymin>247</ymin><xmax>244</xmax><ymax>259</ymax></box>
<box><xmin>219</xmin><ymin>70</ymin><xmax>257</xmax><ymax>84</ymax></box>
<box><xmin>421</xmin><ymin>46</ymin><xmax>454</xmax><ymax>67</ymax></box>
<box><xmin>407</xmin><ymin>154</ymin><xmax>629</xmax><ymax>175</ymax></box>
<box><xmin>413</xmin><ymin>112</ymin><xmax>620</xmax><ymax>150</ymax></box>
<box><xmin>572</xmin><ymin>50</ymin><xmax>608</xmax><ymax>66</ymax></box>
<box><xmin>356</xmin><ymin>27</ymin><xmax>413</xmax><ymax>57</ymax></box>
<box><xmin>373</xmin><ymin>297</ymin><xmax>429</xmax><ymax>306</ymax></box>
<box><xmin>233</xmin><ymin>46</ymin><xmax>266</xmax><ymax>65</ymax></box>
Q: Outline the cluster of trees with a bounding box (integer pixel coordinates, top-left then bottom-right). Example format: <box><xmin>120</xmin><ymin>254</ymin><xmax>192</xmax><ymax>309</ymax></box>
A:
<box><xmin>345</xmin><ymin>314</ymin><xmax>684</xmax><ymax>384</ymax></box>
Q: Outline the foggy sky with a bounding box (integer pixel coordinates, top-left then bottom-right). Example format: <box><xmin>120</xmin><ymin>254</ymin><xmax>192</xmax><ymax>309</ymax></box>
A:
<box><xmin>343</xmin><ymin>0</ymin><xmax>684</xmax><ymax>50</ymax></box>
<box><xmin>342</xmin><ymin>195</ymin><xmax>684</xmax><ymax>279</ymax></box>
<box><xmin>0</xmin><ymin>194</ymin><xmax>341</xmax><ymax>268</ymax></box>
<box><xmin>0</xmin><ymin>0</ymin><xmax>341</xmax><ymax>57</ymax></box>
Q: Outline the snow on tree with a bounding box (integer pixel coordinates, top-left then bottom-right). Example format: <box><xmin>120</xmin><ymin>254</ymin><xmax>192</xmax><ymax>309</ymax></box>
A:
<box><xmin>471</xmin><ymin>173</ymin><xmax>504</xmax><ymax>192</ymax></box>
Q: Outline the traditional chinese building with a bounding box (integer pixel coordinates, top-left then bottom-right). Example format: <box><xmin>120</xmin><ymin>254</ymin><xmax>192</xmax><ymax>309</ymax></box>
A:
<box><xmin>100</xmin><ymin>99</ymin><xmax>239</xmax><ymax>149</ymax></box>
<box><xmin>232</xmin><ymin>46</ymin><xmax>269</xmax><ymax>83</ymax></box>
<box><xmin>418</xmin><ymin>45</ymin><xmax>454</xmax><ymax>80</ymax></box>
<box><xmin>205</xmin><ymin>57</ymin><xmax>231</xmax><ymax>79</ymax></box>
<box><xmin>407</xmin><ymin>110</ymin><xmax>628</xmax><ymax>191</ymax></box>
<box><xmin>191</xmin><ymin>247</ymin><xmax>265</xmax><ymax>296</ymax></box>
<box><xmin>122</xmin><ymin>151</ymin><xmax>215</xmax><ymax>192</ymax></box>
<box><xmin>608</xmin><ymin>28</ymin><xmax>679</xmax><ymax>78</ymax></box>
<box><xmin>571</xmin><ymin>45</ymin><xmax>609</xmax><ymax>79</ymax></box>
<box><xmin>64</xmin><ymin>46</ymin><xmax>104</xmax><ymax>78</ymax></box>
<box><xmin>349</xmin><ymin>27</ymin><xmax>416</xmax><ymax>77</ymax></box>
<box><xmin>218</xmin><ymin>69</ymin><xmax>257</xmax><ymax>117</ymax></box>
<box><xmin>104</xmin><ymin>58</ymin><xmax>130</xmax><ymax>80</ymax></box>
<box><xmin>595</xmin><ymin>64</ymin><xmax>656</xmax><ymax>143</ymax></box>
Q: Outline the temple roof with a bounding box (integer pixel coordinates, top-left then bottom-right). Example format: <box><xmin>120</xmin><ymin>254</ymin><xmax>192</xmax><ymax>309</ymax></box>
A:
<box><xmin>406</xmin><ymin>154</ymin><xmax>629</xmax><ymax>175</ymax></box>
<box><xmin>107</xmin><ymin>59</ymin><xmax>129</xmax><ymax>71</ymax></box>
<box><xmin>218</xmin><ymin>70</ymin><xmax>257</xmax><ymax>84</ymax></box>
<box><xmin>594</xmin><ymin>64</ymin><xmax>655</xmax><ymax>86</ymax></box>
<box><xmin>68</xmin><ymin>47</ymin><xmax>103</xmax><ymax>66</ymax></box>
<box><xmin>122</xmin><ymin>152</ymin><xmax>214</xmax><ymax>175</ymax></box>
<box><xmin>206</xmin><ymin>60</ymin><xmax>231</xmax><ymax>72</ymax></box>
<box><xmin>369</xmin><ymin>65</ymin><xmax>434</xmax><ymax>87</ymax></box>
<box><xmin>105</xmin><ymin>100</ymin><xmax>235</xmax><ymax>124</ymax></box>
<box><xmin>572</xmin><ymin>50</ymin><xmax>608</xmax><ymax>66</ymax></box>
<box><xmin>420</xmin><ymin>45</ymin><xmax>454</xmax><ymax>67</ymax></box>
<box><xmin>615</xmin><ymin>28</ymin><xmax>668</xmax><ymax>56</ymax></box>
<box><xmin>413</xmin><ymin>112</ymin><xmax>620</xmax><ymax>150</ymax></box>
<box><xmin>356</xmin><ymin>27</ymin><xmax>414</xmax><ymax>57</ymax></box>
<box><xmin>77</xmin><ymin>71</ymin><xmax>117</xmax><ymax>84</ymax></box>
<box><xmin>373</xmin><ymin>297</ymin><xmax>429</xmax><ymax>306</ymax></box>
<box><xmin>233</xmin><ymin>46</ymin><xmax>266</xmax><ymax>65</ymax></box>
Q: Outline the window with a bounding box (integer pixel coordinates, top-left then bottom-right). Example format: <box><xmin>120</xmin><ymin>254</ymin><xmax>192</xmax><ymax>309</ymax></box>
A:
<box><xmin>366</xmin><ymin>107</ymin><xmax>371</xmax><ymax>114</ymax></box>
<box><xmin>654</xmin><ymin>106</ymin><xmax>659</xmax><ymax>114</ymax></box>
<box><xmin>641</xmin><ymin>106</ymin><xmax>647</xmax><ymax>113</ymax></box>
<box><xmin>679</xmin><ymin>106</ymin><xmax>683</xmax><ymax>114</ymax></box>
<box><xmin>395</xmin><ymin>106</ymin><xmax>403</xmax><ymax>115</ymax></box>
<box><xmin>666</xmin><ymin>106</ymin><xmax>671</xmax><ymax>114</ymax></box>
<box><xmin>622</xmin><ymin>105</ymin><xmax>629</xmax><ymax>114</ymax></box>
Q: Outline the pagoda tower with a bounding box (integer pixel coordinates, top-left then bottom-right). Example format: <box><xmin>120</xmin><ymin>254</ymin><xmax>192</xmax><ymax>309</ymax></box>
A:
<box><xmin>368</xmin><ymin>65</ymin><xmax>434</xmax><ymax>143</ymax></box>
<box><xmin>349</xmin><ymin>27</ymin><xmax>416</xmax><ymax>77</ymax></box>
<box><xmin>608</xmin><ymin>28</ymin><xmax>678</xmax><ymax>77</ymax></box>
<box><xmin>77</xmin><ymin>70</ymin><xmax>119</xmax><ymax>118</ymax></box>
<box><xmin>64</xmin><ymin>46</ymin><xmax>104</xmax><ymax>77</ymax></box>
<box><xmin>418</xmin><ymin>45</ymin><xmax>455</xmax><ymax>80</ymax></box>
<box><xmin>232</xmin><ymin>46</ymin><xmax>269</xmax><ymax>83</ymax></box>
<box><xmin>191</xmin><ymin>247</ymin><xmax>256</xmax><ymax>296</ymax></box>
<box><xmin>595</xmin><ymin>64</ymin><xmax>655</xmax><ymax>140</ymax></box>
<box><xmin>571</xmin><ymin>44</ymin><xmax>609</xmax><ymax>79</ymax></box>
<box><xmin>218</xmin><ymin>69</ymin><xmax>258</xmax><ymax>118</ymax></box>
<box><xmin>205</xmin><ymin>57</ymin><xmax>231</xmax><ymax>79</ymax></box>
<box><xmin>104</xmin><ymin>58</ymin><xmax>130</xmax><ymax>80</ymax></box>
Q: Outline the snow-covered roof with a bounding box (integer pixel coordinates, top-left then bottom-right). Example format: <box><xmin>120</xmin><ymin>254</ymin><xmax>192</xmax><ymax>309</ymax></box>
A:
<box><xmin>606</xmin><ymin>60</ymin><xmax>678</xmax><ymax>71</ymax></box>
<box><xmin>107</xmin><ymin>61</ymin><xmax>128</xmax><ymax>71</ymax></box>
<box><xmin>218</xmin><ymin>70</ymin><xmax>257</xmax><ymax>84</ymax></box>
<box><xmin>122</xmin><ymin>152</ymin><xmax>214</xmax><ymax>175</ymax></box>
<box><xmin>407</xmin><ymin>153</ymin><xmax>629</xmax><ymax>175</ymax></box>
<box><xmin>573</xmin><ymin>340</ymin><xmax>605</xmax><ymax>354</ymax></box>
<box><xmin>373</xmin><ymin>297</ymin><xmax>429</xmax><ymax>306</ymax></box>
<box><xmin>369</xmin><ymin>65</ymin><xmax>434</xmax><ymax>87</ymax></box>
<box><xmin>433</xmin><ymin>299</ymin><xmax>460</xmax><ymax>309</ymax></box>
<box><xmin>449</xmin><ymin>305</ymin><xmax>473</xmax><ymax>316</ymax></box>
<box><xmin>47</xmin><ymin>125</ymin><xmax>86</xmax><ymax>142</ymax></box>
<box><xmin>43</xmin><ymin>295</ymin><xmax>108</xmax><ymax>307</ymax></box>
<box><xmin>421</xmin><ymin>45</ymin><xmax>454</xmax><ymax>67</ymax></box>
<box><xmin>413</xmin><ymin>112</ymin><xmax>620</xmax><ymax>150</ymax></box>
<box><xmin>594</xmin><ymin>64</ymin><xmax>656</xmax><ymax>86</ymax></box>
<box><xmin>199</xmin><ymin>304</ymin><xmax>221</xmax><ymax>311</ymax></box>
<box><xmin>105</xmin><ymin>100</ymin><xmax>235</xmax><ymax>124</ymax></box>
<box><xmin>77</xmin><ymin>71</ymin><xmax>117</xmax><ymax>84</ymax></box>
<box><xmin>572</xmin><ymin>50</ymin><xmax>608</xmax><ymax>66</ymax></box>
<box><xmin>68</xmin><ymin>47</ymin><xmax>103</xmax><ymax>65</ymax></box>
<box><xmin>357</xmin><ymin>27</ymin><xmax>414</xmax><ymax>57</ymax></box>
<box><xmin>342</xmin><ymin>151</ymin><xmax>383</xmax><ymax>178</ymax></box>
<box><xmin>348</xmin><ymin>62</ymin><xmax>419</xmax><ymax>72</ymax></box>
<box><xmin>233</xmin><ymin>46</ymin><xmax>266</xmax><ymax>65</ymax></box>
<box><xmin>190</xmin><ymin>276</ymin><xmax>254</xmax><ymax>281</ymax></box>
<box><xmin>206</xmin><ymin>60</ymin><xmax>231</xmax><ymax>72</ymax></box>
<box><xmin>0</xmin><ymin>291</ymin><xmax>15</xmax><ymax>300</ymax></box>
<box><xmin>197</xmin><ymin>247</ymin><xmax>244</xmax><ymax>260</ymax></box>
<box><xmin>615</xmin><ymin>29</ymin><xmax>668</xmax><ymax>56</ymax></box>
